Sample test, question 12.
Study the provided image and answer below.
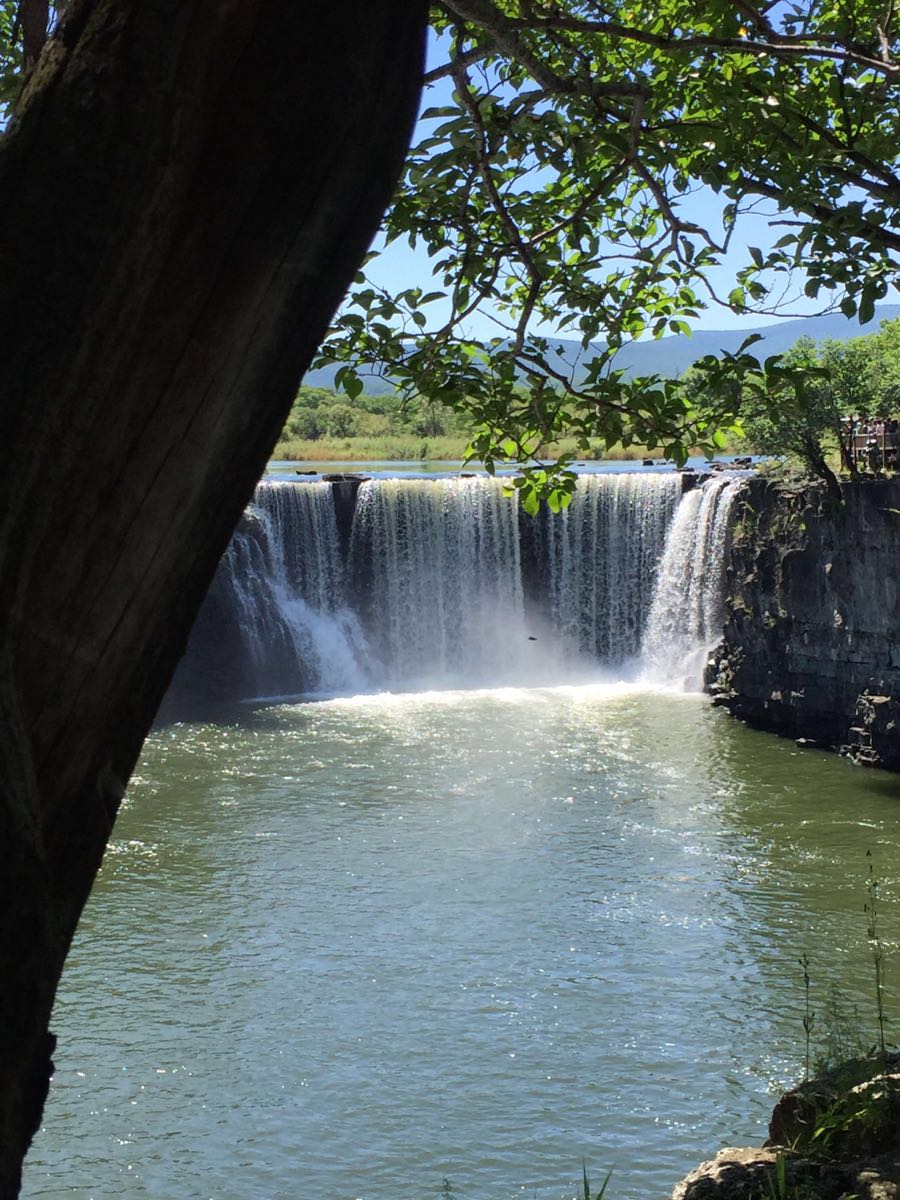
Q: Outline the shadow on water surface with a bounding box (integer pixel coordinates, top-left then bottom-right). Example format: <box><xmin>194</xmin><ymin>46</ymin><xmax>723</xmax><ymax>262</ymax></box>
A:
<box><xmin>855</xmin><ymin>773</ymin><xmax>900</xmax><ymax>802</ymax></box>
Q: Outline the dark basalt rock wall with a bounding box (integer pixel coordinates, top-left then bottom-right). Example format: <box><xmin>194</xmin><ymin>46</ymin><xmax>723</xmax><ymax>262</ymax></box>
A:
<box><xmin>706</xmin><ymin>477</ymin><xmax>900</xmax><ymax>770</ymax></box>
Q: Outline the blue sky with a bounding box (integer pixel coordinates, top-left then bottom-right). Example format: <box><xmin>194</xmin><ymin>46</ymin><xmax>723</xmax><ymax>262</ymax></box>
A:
<box><xmin>362</xmin><ymin>26</ymin><xmax>898</xmax><ymax>341</ymax></box>
<box><xmin>367</xmin><ymin>207</ymin><xmax>842</xmax><ymax>339</ymax></box>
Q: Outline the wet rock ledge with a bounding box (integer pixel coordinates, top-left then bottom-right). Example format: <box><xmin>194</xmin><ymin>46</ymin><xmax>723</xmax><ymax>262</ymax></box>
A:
<box><xmin>705</xmin><ymin>477</ymin><xmax>900</xmax><ymax>771</ymax></box>
<box><xmin>671</xmin><ymin>1055</ymin><xmax>900</xmax><ymax>1200</ymax></box>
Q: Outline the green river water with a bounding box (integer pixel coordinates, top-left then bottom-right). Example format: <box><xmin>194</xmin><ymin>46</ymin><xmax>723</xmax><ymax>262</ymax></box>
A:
<box><xmin>21</xmin><ymin>682</ymin><xmax>900</xmax><ymax>1200</ymax></box>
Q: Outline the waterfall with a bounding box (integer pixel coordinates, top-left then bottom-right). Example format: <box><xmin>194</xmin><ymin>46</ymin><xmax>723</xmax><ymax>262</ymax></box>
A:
<box><xmin>165</xmin><ymin>471</ymin><xmax>744</xmax><ymax>712</ymax></box>
<box><xmin>187</xmin><ymin>482</ymin><xmax>371</xmax><ymax>702</ymax></box>
<box><xmin>536</xmin><ymin>474</ymin><xmax>682</xmax><ymax>662</ymax></box>
<box><xmin>640</xmin><ymin>477</ymin><xmax>741</xmax><ymax>689</ymax></box>
<box><xmin>349</xmin><ymin>476</ymin><xmax>528</xmax><ymax>688</ymax></box>
<box><xmin>254</xmin><ymin>481</ymin><xmax>347</xmax><ymax>616</ymax></box>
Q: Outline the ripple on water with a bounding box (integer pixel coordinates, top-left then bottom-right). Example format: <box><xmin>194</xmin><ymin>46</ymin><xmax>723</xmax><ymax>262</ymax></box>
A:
<box><xmin>23</xmin><ymin>688</ymin><xmax>900</xmax><ymax>1200</ymax></box>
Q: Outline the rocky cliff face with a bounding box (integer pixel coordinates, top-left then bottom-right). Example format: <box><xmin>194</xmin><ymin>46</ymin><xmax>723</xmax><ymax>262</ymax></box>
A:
<box><xmin>706</xmin><ymin>477</ymin><xmax>900</xmax><ymax>770</ymax></box>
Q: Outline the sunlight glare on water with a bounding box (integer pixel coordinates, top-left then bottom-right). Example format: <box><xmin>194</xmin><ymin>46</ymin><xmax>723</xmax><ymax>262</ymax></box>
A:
<box><xmin>23</xmin><ymin>683</ymin><xmax>900</xmax><ymax>1200</ymax></box>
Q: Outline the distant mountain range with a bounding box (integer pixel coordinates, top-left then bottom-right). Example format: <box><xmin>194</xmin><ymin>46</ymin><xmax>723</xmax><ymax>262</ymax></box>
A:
<box><xmin>304</xmin><ymin>305</ymin><xmax>900</xmax><ymax>395</ymax></box>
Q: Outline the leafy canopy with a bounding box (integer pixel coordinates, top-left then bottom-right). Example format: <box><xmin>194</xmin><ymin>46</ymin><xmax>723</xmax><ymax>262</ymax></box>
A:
<box><xmin>318</xmin><ymin>0</ymin><xmax>900</xmax><ymax>508</ymax></box>
<box><xmin>4</xmin><ymin>1</ymin><xmax>900</xmax><ymax>507</ymax></box>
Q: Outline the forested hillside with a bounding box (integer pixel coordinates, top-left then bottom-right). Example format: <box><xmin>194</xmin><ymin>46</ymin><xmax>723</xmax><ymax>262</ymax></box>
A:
<box><xmin>304</xmin><ymin>307</ymin><xmax>900</xmax><ymax>394</ymax></box>
<box><xmin>279</xmin><ymin>313</ymin><xmax>900</xmax><ymax>464</ymax></box>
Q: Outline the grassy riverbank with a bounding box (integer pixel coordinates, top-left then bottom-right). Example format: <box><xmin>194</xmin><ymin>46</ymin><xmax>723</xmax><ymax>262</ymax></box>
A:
<box><xmin>272</xmin><ymin>433</ymin><xmax>748</xmax><ymax>463</ymax></box>
<box><xmin>272</xmin><ymin>383</ymin><xmax>753</xmax><ymax>464</ymax></box>
<box><xmin>274</xmin><ymin>434</ymin><xmax>470</xmax><ymax>461</ymax></box>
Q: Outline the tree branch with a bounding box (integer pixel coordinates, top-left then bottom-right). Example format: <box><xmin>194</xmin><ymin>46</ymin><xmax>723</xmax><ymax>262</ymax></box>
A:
<box><xmin>440</xmin><ymin>0</ymin><xmax>650</xmax><ymax>98</ymax></box>
<box><xmin>739</xmin><ymin>171</ymin><xmax>900</xmax><ymax>254</ymax></box>
<box><xmin>20</xmin><ymin>0</ymin><xmax>48</xmax><ymax>76</ymax></box>
<box><xmin>514</xmin><ymin>15</ymin><xmax>900</xmax><ymax>80</ymax></box>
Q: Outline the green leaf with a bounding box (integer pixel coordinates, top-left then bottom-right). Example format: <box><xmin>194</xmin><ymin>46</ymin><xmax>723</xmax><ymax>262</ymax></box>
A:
<box><xmin>343</xmin><ymin>373</ymin><xmax>363</xmax><ymax>401</ymax></box>
<box><xmin>521</xmin><ymin>487</ymin><xmax>540</xmax><ymax>517</ymax></box>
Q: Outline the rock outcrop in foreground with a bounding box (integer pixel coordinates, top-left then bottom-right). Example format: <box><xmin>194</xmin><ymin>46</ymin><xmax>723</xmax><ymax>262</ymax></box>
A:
<box><xmin>673</xmin><ymin>1145</ymin><xmax>900</xmax><ymax>1200</ymax></box>
<box><xmin>671</xmin><ymin>1055</ymin><xmax>900</xmax><ymax>1200</ymax></box>
<box><xmin>706</xmin><ymin>478</ymin><xmax>900</xmax><ymax>771</ymax></box>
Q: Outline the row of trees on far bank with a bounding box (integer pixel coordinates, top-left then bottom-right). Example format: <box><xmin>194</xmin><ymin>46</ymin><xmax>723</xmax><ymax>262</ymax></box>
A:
<box><xmin>282</xmin><ymin>318</ymin><xmax>900</xmax><ymax>477</ymax></box>
<box><xmin>687</xmin><ymin>317</ymin><xmax>900</xmax><ymax>484</ymax></box>
<box><xmin>277</xmin><ymin>385</ymin><xmax>468</xmax><ymax>445</ymax></box>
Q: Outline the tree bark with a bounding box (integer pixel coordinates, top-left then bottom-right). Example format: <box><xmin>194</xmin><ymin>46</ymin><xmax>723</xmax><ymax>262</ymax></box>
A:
<box><xmin>19</xmin><ymin>0</ymin><xmax>50</xmax><ymax>75</ymax></box>
<box><xmin>0</xmin><ymin>2</ymin><xmax>426</xmax><ymax>1193</ymax></box>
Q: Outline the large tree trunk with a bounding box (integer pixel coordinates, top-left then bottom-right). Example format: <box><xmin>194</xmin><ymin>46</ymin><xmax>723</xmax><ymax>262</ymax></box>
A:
<box><xmin>0</xmin><ymin>2</ymin><xmax>426</xmax><ymax>1193</ymax></box>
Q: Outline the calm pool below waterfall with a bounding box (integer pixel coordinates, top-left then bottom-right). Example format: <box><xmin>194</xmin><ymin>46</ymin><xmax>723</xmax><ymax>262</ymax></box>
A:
<box><xmin>22</xmin><ymin>683</ymin><xmax>900</xmax><ymax>1200</ymax></box>
<box><xmin>22</xmin><ymin>473</ymin><xmax>900</xmax><ymax>1198</ymax></box>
